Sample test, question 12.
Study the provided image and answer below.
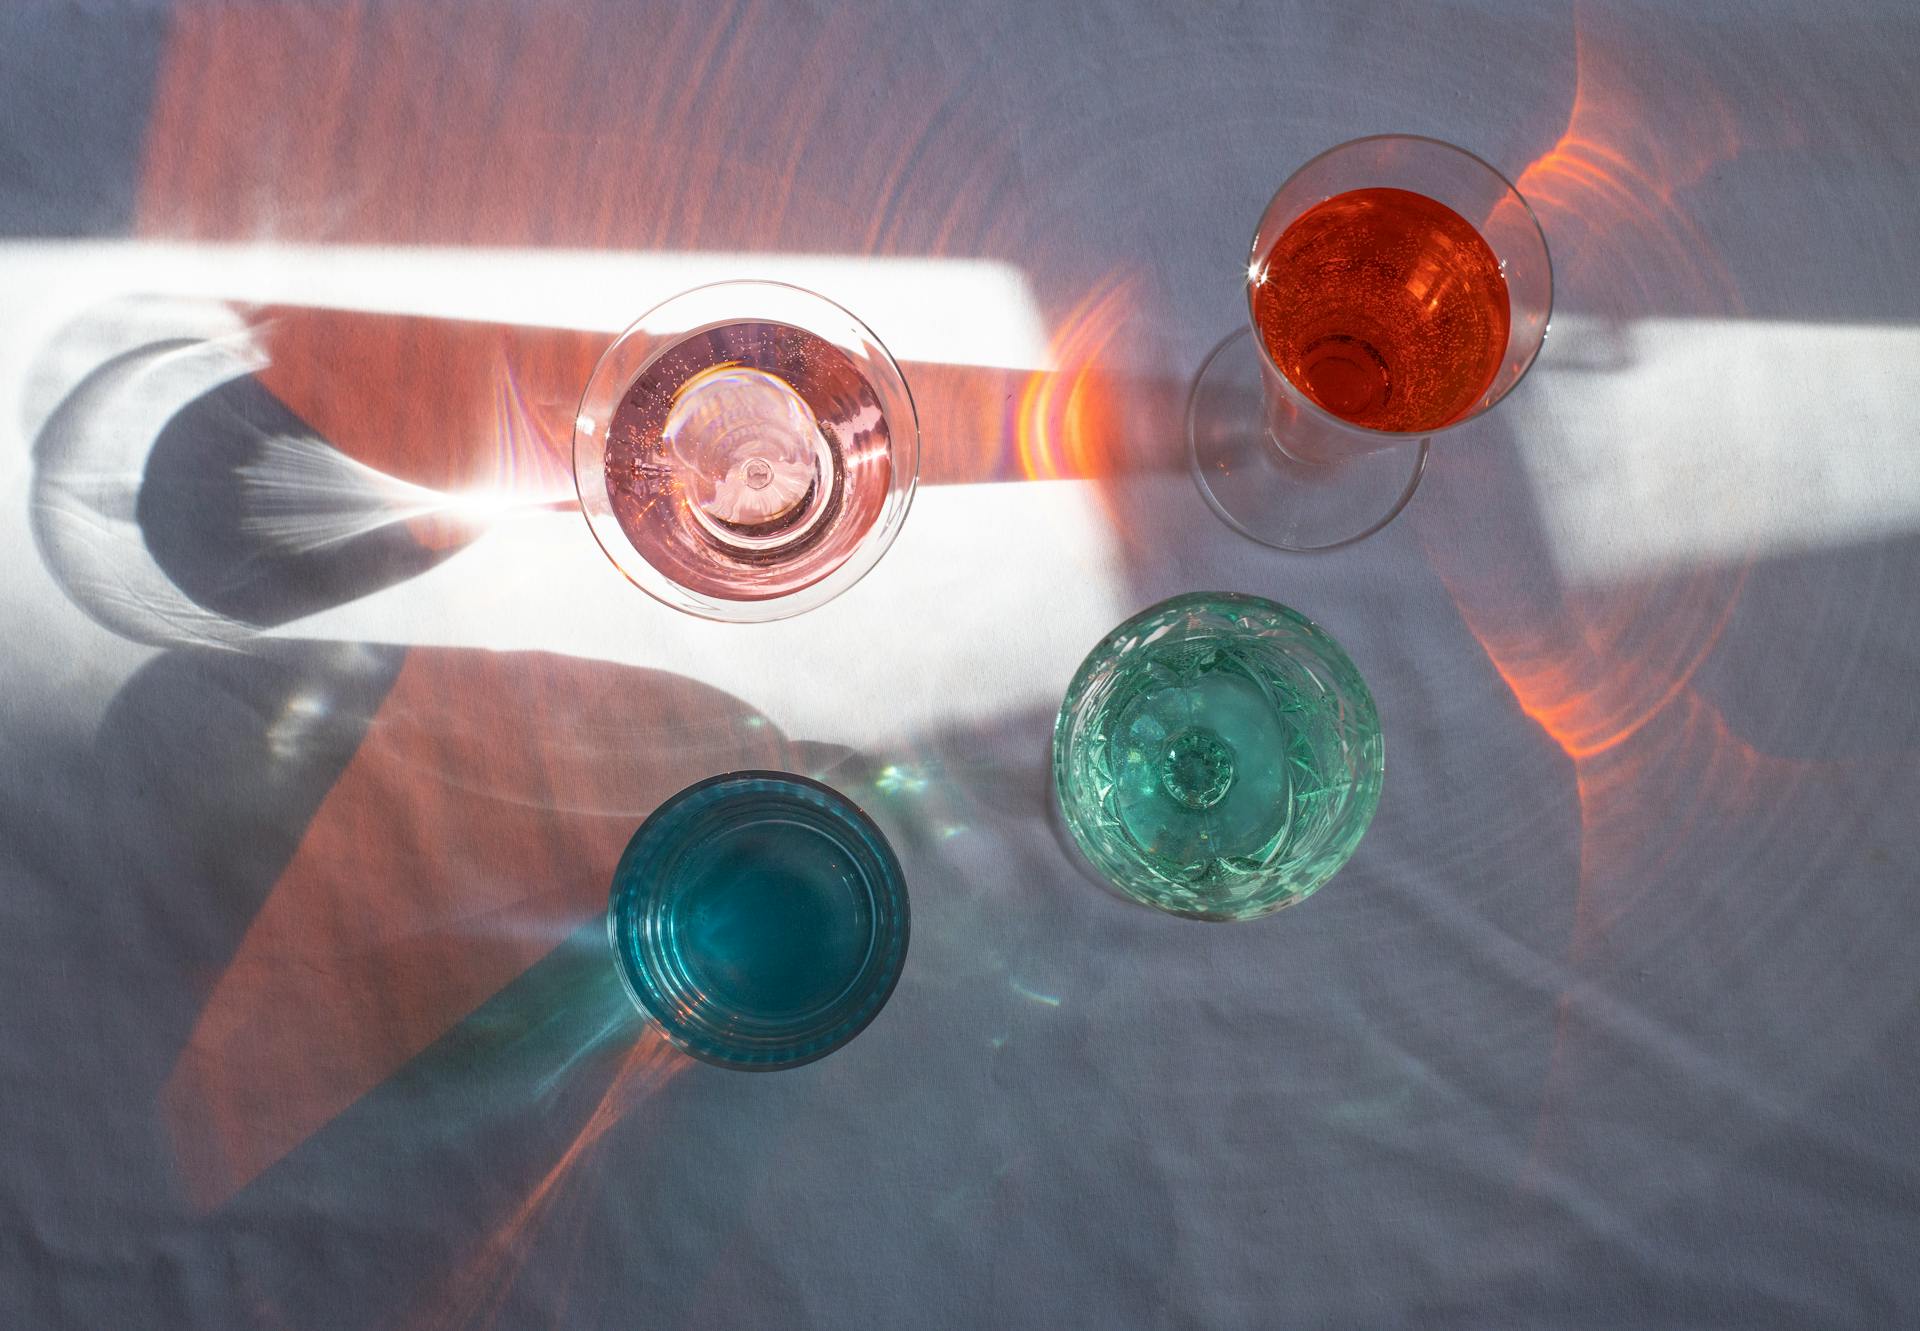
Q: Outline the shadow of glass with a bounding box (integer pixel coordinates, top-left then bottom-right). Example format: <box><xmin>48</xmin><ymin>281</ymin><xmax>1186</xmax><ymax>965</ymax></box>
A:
<box><xmin>103</xmin><ymin>645</ymin><xmax>787</xmax><ymax>1217</ymax></box>
<box><xmin>9</xmin><ymin>0</ymin><xmax>1915</xmax><ymax>1324</ymax></box>
<box><xmin>30</xmin><ymin>303</ymin><xmax>479</xmax><ymax>648</ymax></box>
<box><xmin>199</xmin><ymin>918</ymin><xmax>690</xmax><ymax>1331</ymax></box>
<box><xmin>95</xmin><ymin>639</ymin><xmax>407</xmax><ymax>973</ymax></box>
<box><xmin>137</xmin><ymin>373</ymin><xmax>455</xmax><ymax>627</ymax></box>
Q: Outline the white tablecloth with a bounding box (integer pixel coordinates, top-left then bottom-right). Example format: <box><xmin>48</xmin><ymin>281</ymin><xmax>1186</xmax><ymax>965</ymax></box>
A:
<box><xmin>4</xmin><ymin>2</ymin><xmax>1918</xmax><ymax>1326</ymax></box>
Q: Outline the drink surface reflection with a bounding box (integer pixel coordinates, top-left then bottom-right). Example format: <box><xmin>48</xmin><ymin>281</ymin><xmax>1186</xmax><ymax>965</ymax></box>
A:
<box><xmin>606</xmin><ymin>320</ymin><xmax>891</xmax><ymax>601</ymax></box>
<box><xmin>575</xmin><ymin>280</ymin><xmax>919</xmax><ymax>620</ymax></box>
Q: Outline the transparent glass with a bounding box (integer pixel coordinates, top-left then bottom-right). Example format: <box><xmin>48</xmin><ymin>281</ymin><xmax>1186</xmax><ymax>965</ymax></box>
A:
<box><xmin>608</xmin><ymin>771</ymin><xmax>910</xmax><ymax>1070</ymax></box>
<box><xmin>575</xmin><ymin>281</ymin><xmax>919</xmax><ymax>621</ymax></box>
<box><xmin>1189</xmin><ymin>135</ymin><xmax>1552</xmax><ymax>551</ymax></box>
<box><xmin>1053</xmin><ymin>592</ymin><xmax>1384</xmax><ymax>920</ymax></box>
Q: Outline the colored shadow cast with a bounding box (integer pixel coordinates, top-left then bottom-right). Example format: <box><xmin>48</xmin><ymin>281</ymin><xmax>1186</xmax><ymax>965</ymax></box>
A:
<box><xmin>1409</xmin><ymin>11</ymin><xmax>1920</xmax><ymax>1228</ymax></box>
<box><xmin>160</xmin><ymin>650</ymin><xmax>786</xmax><ymax>1212</ymax></box>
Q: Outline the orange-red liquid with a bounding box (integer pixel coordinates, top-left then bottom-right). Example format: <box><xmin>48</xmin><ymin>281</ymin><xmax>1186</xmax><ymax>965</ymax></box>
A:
<box><xmin>1252</xmin><ymin>187</ymin><xmax>1509</xmax><ymax>433</ymax></box>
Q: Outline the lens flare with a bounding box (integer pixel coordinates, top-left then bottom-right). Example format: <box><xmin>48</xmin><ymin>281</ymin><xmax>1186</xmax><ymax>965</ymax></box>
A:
<box><xmin>1015</xmin><ymin>279</ymin><xmax>1140</xmax><ymax>484</ymax></box>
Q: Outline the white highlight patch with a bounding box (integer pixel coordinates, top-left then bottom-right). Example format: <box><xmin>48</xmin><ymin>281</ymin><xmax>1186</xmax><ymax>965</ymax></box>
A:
<box><xmin>0</xmin><ymin>242</ymin><xmax>1052</xmax><ymax>371</ymax></box>
<box><xmin>1512</xmin><ymin>316</ymin><xmax>1920</xmax><ymax>582</ymax></box>
<box><xmin>265</xmin><ymin>478</ymin><xmax>1129</xmax><ymax>745</ymax></box>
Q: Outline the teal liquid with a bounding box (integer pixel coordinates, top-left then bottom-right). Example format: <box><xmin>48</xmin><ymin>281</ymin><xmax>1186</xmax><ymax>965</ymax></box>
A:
<box><xmin>610</xmin><ymin>774</ymin><xmax>908</xmax><ymax>1069</ymax></box>
<box><xmin>667</xmin><ymin>818</ymin><xmax>874</xmax><ymax>1021</ymax></box>
<box><xmin>1055</xmin><ymin>593</ymin><xmax>1383</xmax><ymax>920</ymax></box>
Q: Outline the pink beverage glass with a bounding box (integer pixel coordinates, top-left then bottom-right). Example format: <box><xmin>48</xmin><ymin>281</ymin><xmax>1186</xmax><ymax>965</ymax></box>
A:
<box><xmin>574</xmin><ymin>281</ymin><xmax>919</xmax><ymax>621</ymax></box>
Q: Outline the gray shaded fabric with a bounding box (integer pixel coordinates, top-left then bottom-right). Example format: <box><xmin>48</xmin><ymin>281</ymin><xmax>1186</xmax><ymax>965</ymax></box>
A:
<box><xmin>2</xmin><ymin>2</ymin><xmax>1917</xmax><ymax>1327</ymax></box>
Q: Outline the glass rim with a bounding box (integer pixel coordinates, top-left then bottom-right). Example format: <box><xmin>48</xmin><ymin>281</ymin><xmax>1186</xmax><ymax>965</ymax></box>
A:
<box><xmin>607</xmin><ymin>769</ymin><xmax>911</xmax><ymax>1071</ymax></box>
<box><xmin>1056</xmin><ymin>590</ymin><xmax>1378</xmax><ymax>734</ymax></box>
<box><xmin>572</xmin><ymin>278</ymin><xmax>921</xmax><ymax>623</ymax></box>
<box><xmin>1243</xmin><ymin>132</ymin><xmax>1555</xmax><ymax>442</ymax></box>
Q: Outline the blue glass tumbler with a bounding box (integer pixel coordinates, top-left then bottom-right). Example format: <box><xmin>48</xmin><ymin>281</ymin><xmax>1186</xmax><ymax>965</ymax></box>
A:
<box><xmin>608</xmin><ymin>771</ymin><xmax>909</xmax><ymax>1070</ymax></box>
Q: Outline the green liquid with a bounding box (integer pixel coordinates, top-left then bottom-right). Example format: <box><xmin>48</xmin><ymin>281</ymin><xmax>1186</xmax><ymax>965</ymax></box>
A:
<box><xmin>1055</xmin><ymin>593</ymin><xmax>1383</xmax><ymax>920</ymax></box>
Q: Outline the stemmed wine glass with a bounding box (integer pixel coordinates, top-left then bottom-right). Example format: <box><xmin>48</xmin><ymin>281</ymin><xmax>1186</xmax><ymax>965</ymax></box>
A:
<box><xmin>1188</xmin><ymin>135</ymin><xmax>1552</xmax><ymax>551</ymax></box>
<box><xmin>1054</xmin><ymin>593</ymin><xmax>1384</xmax><ymax>921</ymax></box>
<box><xmin>575</xmin><ymin>280</ymin><xmax>919</xmax><ymax>620</ymax></box>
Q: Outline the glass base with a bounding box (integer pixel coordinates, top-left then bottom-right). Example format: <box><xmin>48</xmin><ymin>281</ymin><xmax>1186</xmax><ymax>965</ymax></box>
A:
<box><xmin>1187</xmin><ymin>328</ymin><xmax>1428</xmax><ymax>552</ymax></box>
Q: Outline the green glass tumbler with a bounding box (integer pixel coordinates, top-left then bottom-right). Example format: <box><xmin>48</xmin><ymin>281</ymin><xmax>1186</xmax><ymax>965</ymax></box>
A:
<box><xmin>1053</xmin><ymin>592</ymin><xmax>1384</xmax><ymax>920</ymax></box>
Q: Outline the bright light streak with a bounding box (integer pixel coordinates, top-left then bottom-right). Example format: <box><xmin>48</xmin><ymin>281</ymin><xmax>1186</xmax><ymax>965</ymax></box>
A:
<box><xmin>1514</xmin><ymin>315</ymin><xmax>1920</xmax><ymax>582</ymax></box>
<box><xmin>263</xmin><ymin>477</ymin><xmax>1131</xmax><ymax>745</ymax></box>
<box><xmin>1010</xmin><ymin>980</ymin><xmax>1062</xmax><ymax>1008</ymax></box>
<box><xmin>237</xmin><ymin>434</ymin><xmax>572</xmax><ymax>553</ymax></box>
<box><xmin>0</xmin><ymin>242</ymin><xmax>1052</xmax><ymax>371</ymax></box>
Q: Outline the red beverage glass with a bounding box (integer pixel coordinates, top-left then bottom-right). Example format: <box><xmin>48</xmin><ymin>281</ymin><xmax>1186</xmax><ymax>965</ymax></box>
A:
<box><xmin>1189</xmin><ymin>136</ymin><xmax>1552</xmax><ymax>551</ymax></box>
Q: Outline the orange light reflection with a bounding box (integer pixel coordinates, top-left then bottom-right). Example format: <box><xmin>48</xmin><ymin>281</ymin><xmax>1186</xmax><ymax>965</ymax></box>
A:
<box><xmin>133</xmin><ymin>0</ymin><xmax>1159</xmax><ymax>1314</ymax></box>
<box><xmin>402</xmin><ymin>1027</ymin><xmax>689</xmax><ymax>1331</ymax></box>
<box><xmin>140</xmin><ymin>0</ymin><xmax>1060</xmax><ymax>499</ymax></box>
<box><xmin>247</xmin><ymin>308</ymin><xmax>591</xmax><ymax>549</ymax></box>
<box><xmin>162</xmin><ymin>652</ymin><xmax>783</xmax><ymax>1211</ymax></box>
<box><xmin>1417</xmin><ymin>13</ymin><xmax>1831</xmax><ymax>1190</ymax></box>
<box><xmin>1431</xmin><ymin>10</ymin><xmax>1758</xmax><ymax>779</ymax></box>
<box><xmin>1015</xmin><ymin>280</ymin><xmax>1141</xmax><ymax>484</ymax></box>
<box><xmin>1511</xmin><ymin>18</ymin><xmax>1745</xmax><ymax>322</ymax></box>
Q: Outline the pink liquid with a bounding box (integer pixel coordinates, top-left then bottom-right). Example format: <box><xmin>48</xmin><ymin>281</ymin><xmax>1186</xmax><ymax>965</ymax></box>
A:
<box><xmin>605</xmin><ymin>322</ymin><xmax>892</xmax><ymax>600</ymax></box>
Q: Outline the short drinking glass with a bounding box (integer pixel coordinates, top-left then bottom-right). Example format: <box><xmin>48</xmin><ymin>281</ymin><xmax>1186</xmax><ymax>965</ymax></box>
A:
<box><xmin>609</xmin><ymin>771</ymin><xmax>910</xmax><ymax>1070</ymax></box>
